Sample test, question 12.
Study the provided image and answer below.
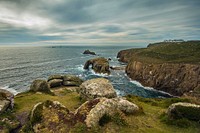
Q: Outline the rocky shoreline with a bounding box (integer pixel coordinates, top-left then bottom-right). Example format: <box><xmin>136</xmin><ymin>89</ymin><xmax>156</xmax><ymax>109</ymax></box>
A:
<box><xmin>117</xmin><ymin>41</ymin><xmax>200</xmax><ymax>100</ymax></box>
<box><xmin>0</xmin><ymin>48</ymin><xmax>200</xmax><ymax>132</ymax></box>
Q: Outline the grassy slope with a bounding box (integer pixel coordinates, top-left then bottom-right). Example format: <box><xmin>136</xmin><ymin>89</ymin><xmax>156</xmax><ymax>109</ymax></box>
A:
<box><xmin>10</xmin><ymin>91</ymin><xmax>200</xmax><ymax>133</ymax></box>
<box><xmin>14</xmin><ymin>90</ymin><xmax>81</xmax><ymax>113</ymax></box>
<box><xmin>123</xmin><ymin>41</ymin><xmax>200</xmax><ymax>64</ymax></box>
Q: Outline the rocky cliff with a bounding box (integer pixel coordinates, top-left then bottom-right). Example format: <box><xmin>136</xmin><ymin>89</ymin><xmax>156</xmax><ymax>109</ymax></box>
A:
<box><xmin>126</xmin><ymin>61</ymin><xmax>200</xmax><ymax>96</ymax></box>
<box><xmin>118</xmin><ymin>41</ymin><xmax>200</xmax><ymax>97</ymax></box>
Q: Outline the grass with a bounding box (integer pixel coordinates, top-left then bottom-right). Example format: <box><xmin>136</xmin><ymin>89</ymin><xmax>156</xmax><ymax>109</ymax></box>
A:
<box><xmin>14</xmin><ymin>91</ymin><xmax>81</xmax><ymax>114</ymax></box>
<box><xmin>119</xmin><ymin>41</ymin><xmax>200</xmax><ymax>64</ymax></box>
<box><xmin>1</xmin><ymin>90</ymin><xmax>200</xmax><ymax>133</ymax></box>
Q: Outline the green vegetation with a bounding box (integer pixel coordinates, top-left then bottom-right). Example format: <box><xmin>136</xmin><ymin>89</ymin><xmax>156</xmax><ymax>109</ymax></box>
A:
<box><xmin>1</xmin><ymin>90</ymin><xmax>200</xmax><ymax>132</ymax></box>
<box><xmin>122</xmin><ymin>41</ymin><xmax>200</xmax><ymax>64</ymax></box>
<box><xmin>14</xmin><ymin>90</ymin><xmax>81</xmax><ymax>113</ymax></box>
<box><xmin>160</xmin><ymin>113</ymin><xmax>193</xmax><ymax>128</ymax></box>
<box><xmin>99</xmin><ymin>112</ymin><xmax>127</xmax><ymax>126</ymax></box>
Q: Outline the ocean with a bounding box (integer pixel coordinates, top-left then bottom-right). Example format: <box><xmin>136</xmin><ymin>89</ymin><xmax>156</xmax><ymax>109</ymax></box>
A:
<box><xmin>0</xmin><ymin>46</ymin><xmax>171</xmax><ymax>98</ymax></box>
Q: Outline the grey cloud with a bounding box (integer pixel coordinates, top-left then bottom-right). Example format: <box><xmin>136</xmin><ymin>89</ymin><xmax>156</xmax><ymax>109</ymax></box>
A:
<box><xmin>0</xmin><ymin>0</ymin><xmax>200</xmax><ymax>45</ymax></box>
<box><xmin>102</xmin><ymin>25</ymin><xmax>123</xmax><ymax>33</ymax></box>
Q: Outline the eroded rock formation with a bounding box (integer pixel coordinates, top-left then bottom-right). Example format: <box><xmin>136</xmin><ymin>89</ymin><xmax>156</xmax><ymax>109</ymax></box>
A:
<box><xmin>125</xmin><ymin>61</ymin><xmax>200</xmax><ymax>96</ymax></box>
<box><xmin>84</xmin><ymin>57</ymin><xmax>110</xmax><ymax>74</ymax></box>
<box><xmin>47</xmin><ymin>74</ymin><xmax>83</xmax><ymax>88</ymax></box>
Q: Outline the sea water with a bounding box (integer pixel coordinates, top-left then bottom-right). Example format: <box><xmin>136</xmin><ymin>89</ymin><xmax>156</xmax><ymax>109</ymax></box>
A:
<box><xmin>0</xmin><ymin>46</ymin><xmax>172</xmax><ymax>98</ymax></box>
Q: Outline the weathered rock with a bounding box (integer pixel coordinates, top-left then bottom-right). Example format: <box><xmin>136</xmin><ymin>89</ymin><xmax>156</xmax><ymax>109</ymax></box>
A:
<box><xmin>30</xmin><ymin>79</ymin><xmax>52</xmax><ymax>94</ymax></box>
<box><xmin>0</xmin><ymin>89</ymin><xmax>14</xmax><ymax>114</ymax></box>
<box><xmin>74</xmin><ymin>99</ymin><xmax>100</xmax><ymax>123</ymax></box>
<box><xmin>0</xmin><ymin>89</ymin><xmax>14</xmax><ymax>99</ymax></box>
<box><xmin>84</xmin><ymin>57</ymin><xmax>110</xmax><ymax>74</ymax></box>
<box><xmin>79</xmin><ymin>78</ymin><xmax>117</xmax><ymax>100</ymax></box>
<box><xmin>167</xmin><ymin>102</ymin><xmax>200</xmax><ymax>121</ymax></box>
<box><xmin>114</xmin><ymin>97</ymin><xmax>139</xmax><ymax>114</ymax></box>
<box><xmin>48</xmin><ymin>79</ymin><xmax>63</xmax><ymax>88</ymax></box>
<box><xmin>47</xmin><ymin>74</ymin><xmax>63</xmax><ymax>81</ymax></box>
<box><xmin>0</xmin><ymin>117</ymin><xmax>20</xmax><ymax>132</ymax></box>
<box><xmin>117</xmin><ymin>49</ymin><xmax>133</xmax><ymax>63</ymax></box>
<box><xmin>28</xmin><ymin>100</ymin><xmax>75</xmax><ymax>133</ymax></box>
<box><xmin>83</xmin><ymin>50</ymin><xmax>96</xmax><ymax>55</ymax></box>
<box><xmin>75</xmin><ymin>97</ymin><xmax>139</xmax><ymax>127</ymax></box>
<box><xmin>0</xmin><ymin>100</ymin><xmax>10</xmax><ymax>114</ymax></box>
<box><xmin>63</xmin><ymin>75</ymin><xmax>83</xmax><ymax>86</ymax></box>
<box><xmin>117</xmin><ymin>44</ymin><xmax>200</xmax><ymax>98</ymax></box>
<box><xmin>110</xmin><ymin>66</ymin><xmax>125</xmax><ymax>70</ymax></box>
<box><xmin>125</xmin><ymin>61</ymin><xmax>200</xmax><ymax>96</ymax></box>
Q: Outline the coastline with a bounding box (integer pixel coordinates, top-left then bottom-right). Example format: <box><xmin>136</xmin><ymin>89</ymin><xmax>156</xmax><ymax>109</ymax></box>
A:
<box><xmin>0</xmin><ymin>46</ymin><xmax>200</xmax><ymax>132</ymax></box>
<box><xmin>117</xmin><ymin>41</ymin><xmax>200</xmax><ymax>100</ymax></box>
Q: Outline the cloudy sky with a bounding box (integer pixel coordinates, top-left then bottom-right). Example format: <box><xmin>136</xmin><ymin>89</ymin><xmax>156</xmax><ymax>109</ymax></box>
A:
<box><xmin>0</xmin><ymin>0</ymin><xmax>200</xmax><ymax>46</ymax></box>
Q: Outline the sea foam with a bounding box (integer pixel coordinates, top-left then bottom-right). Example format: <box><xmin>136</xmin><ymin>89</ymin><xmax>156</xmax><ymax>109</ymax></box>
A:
<box><xmin>0</xmin><ymin>86</ymin><xmax>19</xmax><ymax>95</ymax></box>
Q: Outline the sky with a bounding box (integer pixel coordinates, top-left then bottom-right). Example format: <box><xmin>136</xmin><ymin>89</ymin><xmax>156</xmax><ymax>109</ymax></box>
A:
<box><xmin>0</xmin><ymin>0</ymin><xmax>200</xmax><ymax>46</ymax></box>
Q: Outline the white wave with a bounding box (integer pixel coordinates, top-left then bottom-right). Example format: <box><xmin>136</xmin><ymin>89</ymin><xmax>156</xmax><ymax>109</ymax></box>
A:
<box><xmin>76</xmin><ymin>65</ymin><xmax>85</xmax><ymax>72</ymax></box>
<box><xmin>130</xmin><ymin>80</ymin><xmax>173</xmax><ymax>97</ymax></box>
<box><xmin>90</xmin><ymin>69</ymin><xmax>112</xmax><ymax>77</ymax></box>
<box><xmin>115</xmin><ymin>89</ymin><xmax>125</xmax><ymax>96</ymax></box>
<box><xmin>0</xmin><ymin>86</ymin><xmax>19</xmax><ymax>95</ymax></box>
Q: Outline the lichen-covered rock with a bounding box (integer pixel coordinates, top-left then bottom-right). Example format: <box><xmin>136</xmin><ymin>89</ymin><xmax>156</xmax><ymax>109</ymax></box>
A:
<box><xmin>0</xmin><ymin>117</ymin><xmax>20</xmax><ymax>132</ymax></box>
<box><xmin>0</xmin><ymin>100</ymin><xmax>10</xmax><ymax>114</ymax></box>
<box><xmin>48</xmin><ymin>79</ymin><xmax>63</xmax><ymax>88</ymax></box>
<box><xmin>30</xmin><ymin>79</ymin><xmax>52</xmax><ymax>94</ymax></box>
<box><xmin>28</xmin><ymin>100</ymin><xmax>75</xmax><ymax>133</ymax></box>
<box><xmin>114</xmin><ymin>97</ymin><xmax>139</xmax><ymax>114</ymax></box>
<box><xmin>0</xmin><ymin>89</ymin><xmax>14</xmax><ymax>114</ymax></box>
<box><xmin>75</xmin><ymin>97</ymin><xmax>139</xmax><ymax>127</ymax></box>
<box><xmin>79</xmin><ymin>78</ymin><xmax>117</xmax><ymax>100</ymax></box>
<box><xmin>63</xmin><ymin>75</ymin><xmax>83</xmax><ymax>86</ymax></box>
<box><xmin>47</xmin><ymin>74</ymin><xmax>63</xmax><ymax>81</ymax></box>
<box><xmin>0</xmin><ymin>89</ymin><xmax>14</xmax><ymax>100</ymax></box>
<box><xmin>74</xmin><ymin>99</ymin><xmax>100</xmax><ymax>123</ymax></box>
<box><xmin>167</xmin><ymin>102</ymin><xmax>200</xmax><ymax>121</ymax></box>
<box><xmin>86</xmin><ymin>97</ymin><xmax>139</xmax><ymax>127</ymax></box>
<box><xmin>84</xmin><ymin>57</ymin><xmax>110</xmax><ymax>74</ymax></box>
<box><xmin>85</xmin><ymin>98</ymin><xmax>118</xmax><ymax>127</ymax></box>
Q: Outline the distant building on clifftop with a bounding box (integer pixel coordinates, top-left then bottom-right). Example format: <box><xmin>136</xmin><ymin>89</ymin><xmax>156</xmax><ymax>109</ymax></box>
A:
<box><xmin>164</xmin><ymin>39</ymin><xmax>184</xmax><ymax>42</ymax></box>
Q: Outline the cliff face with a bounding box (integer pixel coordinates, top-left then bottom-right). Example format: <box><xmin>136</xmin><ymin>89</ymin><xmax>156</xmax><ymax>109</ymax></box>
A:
<box><xmin>118</xmin><ymin>41</ymin><xmax>200</xmax><ymax>97</ymax></box>
<box><xmin>126</xmin><ymin>61</ymin><xmax>200</xmax><ymax>96</ymax></box>
<box><xmin>117</xmin><ymin>49</ymin><xmax>133</xmax><ymax>63</ymax></box>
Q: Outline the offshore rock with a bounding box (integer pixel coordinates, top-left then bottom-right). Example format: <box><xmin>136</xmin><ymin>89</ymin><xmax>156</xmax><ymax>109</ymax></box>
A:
<box><xmin>83</xmin><ymin>50</ymin><xmax>96</xmax><ymax>55</ymax></box>
<box><xmin>84</xmin><ymin>57</ymin><xmax>110</xmax><ymax>74</ymax></box>
<box><xmin>79</xmin><ymin>78</ymin><xmax>117</xmax><ymax>100</ymax></box>
<box><xmin>167</xmin><ymin>102</ymin><xmax>200</xmax><ymax>121</ymax></box>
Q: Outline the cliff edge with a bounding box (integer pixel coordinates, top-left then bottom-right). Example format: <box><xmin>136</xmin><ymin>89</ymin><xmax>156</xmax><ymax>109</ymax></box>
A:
<box><xmin>117</xmin><ymin>41</ymin><xmax>200</xmax><ymax>97</ymax></box>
